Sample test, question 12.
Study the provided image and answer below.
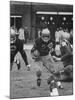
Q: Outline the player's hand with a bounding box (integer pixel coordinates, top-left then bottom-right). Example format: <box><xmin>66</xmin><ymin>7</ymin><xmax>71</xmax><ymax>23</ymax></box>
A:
<box><xmin>52</xmin><ymin>56</ymin><xmax>61</xmax><ymax>61</ymax></box>
<box><xmin>31</xmin><ymin>50</ymin><xmax>40</xmax><ymax>59</ymax></box>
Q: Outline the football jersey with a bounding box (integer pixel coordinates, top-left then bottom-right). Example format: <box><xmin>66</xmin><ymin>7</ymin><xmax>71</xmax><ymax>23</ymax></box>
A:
<box><xmin>60</xmin><ymin>40</ymin><xmax>73</xmax><ymax>66</ymax></box>
<box><xmin>10</xmin><ymin>35</ymin><xmax>23</xmax><ymax>55</ymax></box>
<box><xmin>31</xmin><ymin>37</ymin><xmax>55</xmax><ymax>56</ymax></box>
<box><xmin>10</xmin><ymin>35</ymin><xmax>17</xmax><ymax>54</ymax></box>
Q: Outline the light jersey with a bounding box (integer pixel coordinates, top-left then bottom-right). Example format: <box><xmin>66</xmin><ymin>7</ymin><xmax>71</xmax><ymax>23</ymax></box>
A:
<box><xmin>55</xmin><ymin>30</ymin><xmax>70</xmax><ymax>56</ymax></box>
<box><xmin>18</xmin><ymin>28</ymin><xmax>25</xmax><ymax>40</ymax></box>
<box><xmin>10</xmin><ymin>28</ymin><xmax>17</xmax><ymax>53</ymax></box>
<box><xmin>55</xmin><ymin>30</ymin><xmax>70</xmax><ymax>43</ymax></box>
<box><xmin>10</xmin><ymin>27</ymin><xmax>16</xmax><ymax>35</ymax></box>
<box><xmin>55</xmin><ymin>31</ymin><xmax>60</xmax><ymax>42</ymax></box>
<box><xmin>31</xmin><ymin>37</ymin><xmax>55</xmax><ymax>56</ymax></box>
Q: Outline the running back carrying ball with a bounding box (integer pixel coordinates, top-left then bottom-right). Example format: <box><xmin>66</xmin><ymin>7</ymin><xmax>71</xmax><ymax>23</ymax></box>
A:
<box><xmin>31</xmin><ymin>28</ymin><xmax>55</xmax><ymax>57</ymax></box>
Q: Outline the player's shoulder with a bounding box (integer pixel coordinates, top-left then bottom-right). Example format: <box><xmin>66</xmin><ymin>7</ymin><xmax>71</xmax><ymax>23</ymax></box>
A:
<box><xmin>35</xmin><ymin>37</ymin><xmax>42</xmax><ymax>44</ymax></box>
<box><xmin>49</xmin><ymin>39</ymin><xmax>55</xmax><ymax>43</ymax></box>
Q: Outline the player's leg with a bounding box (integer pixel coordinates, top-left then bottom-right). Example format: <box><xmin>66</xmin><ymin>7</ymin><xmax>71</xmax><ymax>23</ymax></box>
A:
<box><xmin>14</xmin><ymin>55</ymin><xmax>21</xmax><ymax>70</ymax></box>
<box><xmin>41</xmin><ymin>55</ymin><xmax>63</xmax><ymax>89</ymax></box>
<box><xmin>10</xmin><ymin>50</ymin><xmax>17</xmax><ymax>70</ymax></box>
<box><xmin>61</xmin><ymin>54</ymin><xmax>73</xmax><ymax>67</ymax></box>
<box><xmin>59</xmin><ymin>65</ymin><xmax>73</xmax><ymax>81</ymax></box>
<box><xmin>41</xmin><ymin>55</ymin><xmax>55</xmax><ymax>73</ymax></box>
<box><xmin>20</xmin><ymin>50</ymin><xmax>30</xmax><ymax>70</ymax></box>
<box><xmin>10</xmin><ymin>53</ymin><xmax>14</xmax><ymax>70</ymax></box>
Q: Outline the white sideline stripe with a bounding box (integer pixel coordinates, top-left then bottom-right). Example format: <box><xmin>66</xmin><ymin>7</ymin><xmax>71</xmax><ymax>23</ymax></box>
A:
<box><xmin>58</xmin><ymin>12</ymin><xmax>73</xmax><ymax>15</ymax></box>
<box><xmin>24</xmin><ymin>44</ymin><xmax>33</xmax><ymax>50</ymax></box>
<box><xmin>36</xmin><ymin>11</ymin><xmax>57</xmax><ymax>15</ymax></box>
<box><xmin>36</xmin><ymin>11</ymin><xmax>73</xmax><ymax>15</ymax></box>
<box><xmin>10</xmin><ymin>16</ymin><xmax>22</xmax><ymax>18</ymax></box>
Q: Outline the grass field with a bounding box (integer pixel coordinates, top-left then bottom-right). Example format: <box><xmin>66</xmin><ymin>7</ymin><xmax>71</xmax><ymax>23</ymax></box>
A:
<box><xmin>10</xmin><ymin>50</ymin><xmax>73</xmax><ymax>99</ymax></box>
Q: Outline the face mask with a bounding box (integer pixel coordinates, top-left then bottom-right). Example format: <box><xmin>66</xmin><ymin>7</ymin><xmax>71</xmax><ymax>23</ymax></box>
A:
<box><xmin>42</xmin><ymin>35</ymin><xmax>50</xmax><ymax>42</ymax></box>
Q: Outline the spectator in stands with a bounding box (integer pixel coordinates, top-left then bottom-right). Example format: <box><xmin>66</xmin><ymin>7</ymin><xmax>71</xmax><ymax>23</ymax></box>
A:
<box><xmin>24</xmin><ymin>27</ymin><xmax>29</xmax><ymax>43</ymax></box>
<box><xmin>18</xmin><ymin>27</ymin><xmax>25</xmax><ymax>43</ymax></box>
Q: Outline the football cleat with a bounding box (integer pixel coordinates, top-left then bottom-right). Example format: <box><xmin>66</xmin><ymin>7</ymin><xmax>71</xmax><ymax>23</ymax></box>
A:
<box><xmin>37</xmin><ymin>78</ymin><xmax>41</xmax><ymax>87</ymax></box>
<box><xmin>27</xmin><ymin>65</ymin><xmax>31</xmax><ymax>71</ymax></box>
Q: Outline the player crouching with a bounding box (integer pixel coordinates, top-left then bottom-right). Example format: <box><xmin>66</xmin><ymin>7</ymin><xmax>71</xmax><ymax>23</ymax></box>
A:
<box><xmin>54</xmin><ymin>39</ymin><xmax>73</xmax><ymax>82</ymax></box>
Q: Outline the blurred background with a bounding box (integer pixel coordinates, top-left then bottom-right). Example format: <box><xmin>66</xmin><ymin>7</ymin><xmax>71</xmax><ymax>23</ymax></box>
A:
<box><xmin>10</xmin><ymin>1</ymin><xmax>73</xmax><ymax>42</ymax></box>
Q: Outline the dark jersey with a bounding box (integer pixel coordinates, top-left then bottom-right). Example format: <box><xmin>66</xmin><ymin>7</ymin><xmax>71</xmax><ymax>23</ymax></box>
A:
<box><xmin>69</xmin><ymin>35</ymin><xmax>73</xmax><ymax>45</ymax></box>
<box><xmin>31</xmin><ymin>37</ymin><xmax>55</xmax><ymax>56</ymax></box>
<box><xmin>10</xmin><ymin>35</ymin><xmax>17</xmax><ymax>54</ymax></box>
<box><xmin>10</xmin><ymin>35</ymin><xmax>23</xmax><ymax>55</ymax></box>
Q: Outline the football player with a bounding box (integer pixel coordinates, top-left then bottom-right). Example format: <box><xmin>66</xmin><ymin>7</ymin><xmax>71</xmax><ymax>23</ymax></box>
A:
<box><xmin>10</xmin><ymin>27</ymin><xmax>30</xmax><ymax>71</ymax></box>
<box><xmin>31</xmin><ymin>28</ymin><xmax>63</xmax><ymax>88</ymax></box>
<box><xmin>31</xmin><ymin>28</ymin><xmax>55</xmax><ymax>72</ymax></box>
<box><xmin>54</xmin><ymin>28</ymin><xmax>73</xmax><ymax>81</ymax></box>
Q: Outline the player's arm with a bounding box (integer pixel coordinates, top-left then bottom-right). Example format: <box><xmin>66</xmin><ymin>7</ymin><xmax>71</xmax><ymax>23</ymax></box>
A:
<box><xmin>31</xmin><ymin>43</ymin><xmax>37</xmax><ymax>53</ymax></box>
<box><xmin>48</xmin><ymin>40</ymin><xmax>55</xmax><ymax>55</ymax></box>
<box><xmin>31</xmin><ymin>41</ymin><xmax>40</xmax><ymax>59</ymax></box>
<box><xmin>50</xmin><ymin>40</ymin><xmax>61</xmax><ymax>61</ymax></box>
<box><xmin>47</xmin><ymin>40</ymin><xmax>56</xmax><ymax>63</ymax></box>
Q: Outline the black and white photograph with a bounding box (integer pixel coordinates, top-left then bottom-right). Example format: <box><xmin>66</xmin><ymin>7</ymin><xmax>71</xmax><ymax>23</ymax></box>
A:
<box><xmin>10</xmin><ymin>0</ymin><xmax>73</xmax><ymax>99</ymax></box>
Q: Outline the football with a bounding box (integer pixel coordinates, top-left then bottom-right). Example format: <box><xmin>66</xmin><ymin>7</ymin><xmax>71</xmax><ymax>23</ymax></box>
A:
<box><xmin>32</xmin><ymin>50</ymin><xmax>40</xmax><ymax>59</ymax></box>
